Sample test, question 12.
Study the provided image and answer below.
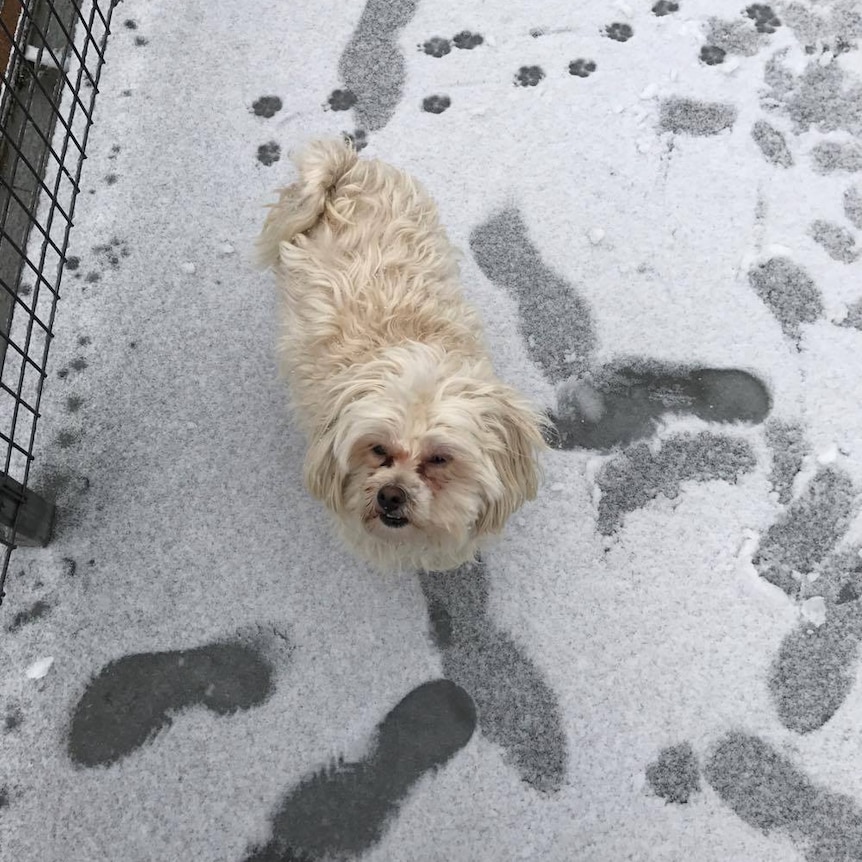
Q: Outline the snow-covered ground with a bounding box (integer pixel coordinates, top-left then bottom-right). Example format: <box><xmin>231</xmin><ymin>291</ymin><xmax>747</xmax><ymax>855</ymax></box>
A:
<box><xmin>2</xmin><ymin>0</ymin><xmax>862</xmax><ymax>859</ymax></box>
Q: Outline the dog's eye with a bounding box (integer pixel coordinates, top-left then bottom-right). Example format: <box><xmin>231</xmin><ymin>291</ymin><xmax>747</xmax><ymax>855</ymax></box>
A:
<box><xmin>371</xmin><ymin>445</ymin><xmax>388</xmax><ymax>458</ymax></box>
<box><xmin>427</xmin><ymin>454</ymin><xmax>449</xmax><ymax>466</ymax></box>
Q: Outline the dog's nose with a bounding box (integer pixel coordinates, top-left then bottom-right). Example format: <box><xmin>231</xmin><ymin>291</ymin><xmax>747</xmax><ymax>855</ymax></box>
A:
<box><xmin>377</xmin><ymin>484</ymin><xmax>406</xmax><ymax>513</ymax></box>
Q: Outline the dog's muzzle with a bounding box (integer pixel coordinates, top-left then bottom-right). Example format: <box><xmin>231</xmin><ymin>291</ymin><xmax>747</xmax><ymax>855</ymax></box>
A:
<box><xmin>376</xmin><ymin>484</ymin><xmax>409</xmax><ymax>528</ymax></box>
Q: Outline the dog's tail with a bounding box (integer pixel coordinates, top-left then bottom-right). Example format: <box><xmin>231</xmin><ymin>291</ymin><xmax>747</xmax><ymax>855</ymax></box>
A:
<box><xmin>255</xmin><ymin>138</ymin><xmax>359</xmax><ymax>270</ymax></box>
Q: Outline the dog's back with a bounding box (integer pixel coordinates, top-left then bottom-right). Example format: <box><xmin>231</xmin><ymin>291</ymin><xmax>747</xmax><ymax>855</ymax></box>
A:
<box><xmin>255</xmin><ymin>139</ymin><xmax>359</xmax><ymax>269</ymax></box>
<box><xmin>258</xmin><ymin>139</ymin><xmax>487</xmax><ymax>438</ymax></box>
<box><xmin>257</xmin><ymin>140</ymin><xmax>466</xmax><ymax>282</ymax></box>
<box><xmin>257</xmin><ymin>139</ymin><xmax>452</xmax><ymax>272</ymax></box>
<box><xmin>257</xmin><ymin>139</ymin><xmax>475</xmax><ymax>349</ymax></box>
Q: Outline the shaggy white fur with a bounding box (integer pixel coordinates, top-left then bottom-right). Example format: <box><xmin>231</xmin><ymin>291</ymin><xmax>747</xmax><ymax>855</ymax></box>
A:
<box><xmin>257</xmin><ymin>139</ymin><xmax>548</xmax><ymax>571</ymax></box>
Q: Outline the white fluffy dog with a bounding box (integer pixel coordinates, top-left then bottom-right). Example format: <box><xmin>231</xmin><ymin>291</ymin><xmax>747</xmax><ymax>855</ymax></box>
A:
<box><xmin>257</xmin><ymin>139</ymin><xmax>547</xmax><ymax>572</ymax></box>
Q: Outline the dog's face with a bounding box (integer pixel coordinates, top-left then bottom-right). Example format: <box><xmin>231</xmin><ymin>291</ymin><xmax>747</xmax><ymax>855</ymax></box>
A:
<box><xmin>303</xmin><ymin>346</ymin><xmax>546</xmax><ymax>566</ymax></box>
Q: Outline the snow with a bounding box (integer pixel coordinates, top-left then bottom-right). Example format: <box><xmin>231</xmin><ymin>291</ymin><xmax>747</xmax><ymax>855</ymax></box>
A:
<box><xmin>816</xmin><ymin>444</ymin><xmax>839</xmax><ymax>466</ymax></box>
<box><xmin>800</xmin><ymin>596</ymin><xmax>827</xmax><ymax>628</ymax></box>
<box><xmin>24</xmin><ymin>45</ymin><xmax>64</xmax><ymax>71</ymax></box>
<box><xmin>25</xmin><ymin>657</ymin><xmax>54</xmax><ymax>680</ymax></box>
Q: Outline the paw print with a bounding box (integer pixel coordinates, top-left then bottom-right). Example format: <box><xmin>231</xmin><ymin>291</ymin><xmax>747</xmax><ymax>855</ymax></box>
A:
<box><xmin>421</xmin><ymin>36</ymin><xmax>451</xmax><ymax>57</ymax></box>
<box><xmin>256</xmin><ymin>141</ymin><xmax>280</xmax><ymax>166</ymax></box>
<box><xmin>65</xmin><ymin>237</ymin><xmax>131</xmax><ymax>294</ymax></box>
<box><xmin>604</xmin><ymin>22</ymin><xmax>633</xmax><ymax>42</ymax></box>
<box><xmin>651</xmin><ymin>0</ymin><xmax>679</xmax><ymax>15</ymax></box>
<box><xmin>251</xmin><ymin>95</ymin><xmax>282</xmax><ymax>118</ymax></box>
<box><xmin>745</xmin><ymin>4</ymin><xmax>781</xmax><ymax>34</ymax></box>
<box><xmin>514</xmin><ymin>65</ymin><xmax>545</xmax><ymax>87</ymax></box>
<box><xmin>6</xmin><ymin>599</ymin><xmax>50</xmax><ymax>632</ymax></box>
<box><xmin>327</xmin><ymin>88</ymin><xmax>357</xmax><ymax>111</ymax></box>
<box><xmin>91</xmin><ymin>237</ymin><xmax>130</xmax><ymax>271</ymax></box>
<box><xmin>452</xmin><ymin>30</ymin><xmax>483</xmax><ymax>49</ymax></box>
<box><xmin>700</xmin><ymin>45</ymin><xmax>726</xmax><ymax>65</ymax></box>
<box><xmin>422</xmin><ymin>94</ymin><xmax>451</xmax><ymax>114</ymax></box>
<box><xmin>568</xmin><ymin>58</ymin><xmax>597</xmax><ymax>78</ymax></box>
<box><xmin>343</xmin><ymin>128</ymin><xmax>368</xmax><ymax>151</ymax></box>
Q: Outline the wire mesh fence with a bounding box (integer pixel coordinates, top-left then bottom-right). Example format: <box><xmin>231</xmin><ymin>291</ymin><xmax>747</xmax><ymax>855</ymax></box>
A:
<box><xmin>0</xmin><ymin>0</ymin><xmax>116</xmax><ymax>604</ymax></box>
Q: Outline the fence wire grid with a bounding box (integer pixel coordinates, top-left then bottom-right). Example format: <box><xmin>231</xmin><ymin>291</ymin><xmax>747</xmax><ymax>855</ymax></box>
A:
<box><xmin>0</xmin><ymin>0</ymin><xmax>116</xmax><ymax>604</ymax></box>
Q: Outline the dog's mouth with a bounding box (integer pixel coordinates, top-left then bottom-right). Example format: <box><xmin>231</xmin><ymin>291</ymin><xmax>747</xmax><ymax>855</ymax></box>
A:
<box><xmin>378</xmin><ymin>513</ymin><xmax>409</xmax><ymax>529</ymax></box>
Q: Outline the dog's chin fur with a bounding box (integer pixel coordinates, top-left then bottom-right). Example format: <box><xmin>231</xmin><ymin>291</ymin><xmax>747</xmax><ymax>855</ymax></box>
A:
<box><xmin>258</xmin><ymin>138</ymin><xmax>549</xmax><ymax>572</ymax></box>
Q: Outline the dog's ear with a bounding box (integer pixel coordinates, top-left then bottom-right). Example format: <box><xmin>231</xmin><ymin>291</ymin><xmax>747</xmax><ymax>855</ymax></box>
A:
<box><xmin>303</xmin><ymin>425</ymin><xmax>348</xmax><ymax>514</ymax></box>
<box><xmin>475</xmin><ymin>387</ymin><xmax>549</xmax><ymax>536</ymax></box>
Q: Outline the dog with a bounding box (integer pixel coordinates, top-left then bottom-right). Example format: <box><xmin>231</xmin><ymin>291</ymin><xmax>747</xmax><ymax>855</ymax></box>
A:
<box><xmin>257</xmin><ymin>139</ymin><xmax>548</xmax><ymax>572</ymax></box>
